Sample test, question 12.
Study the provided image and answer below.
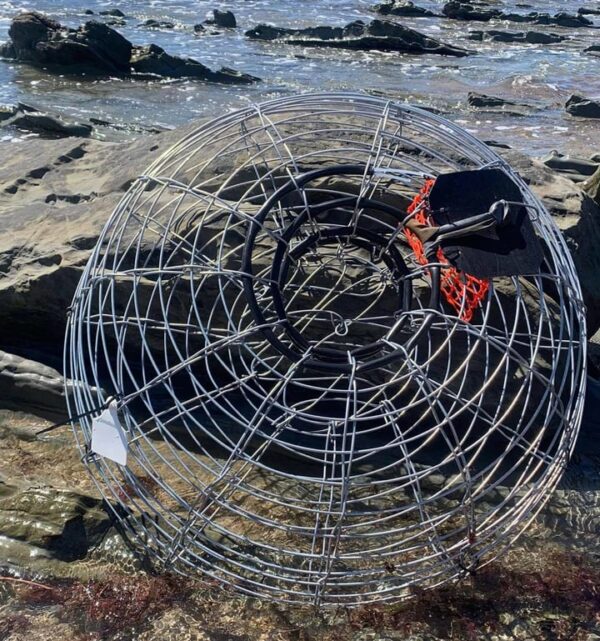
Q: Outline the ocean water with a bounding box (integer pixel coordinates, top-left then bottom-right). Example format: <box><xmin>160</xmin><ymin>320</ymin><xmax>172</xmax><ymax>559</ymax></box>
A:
<box><xmin>0</xmin><ymin>0</ymin><xmax>599</xmax><ymax>154</ymax></box>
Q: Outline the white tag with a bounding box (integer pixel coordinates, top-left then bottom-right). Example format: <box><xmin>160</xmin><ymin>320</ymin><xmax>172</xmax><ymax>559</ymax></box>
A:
<box><xmin>91</xmin><ymin>401</ymin><xmax>128</xmax><ymax>466</ymax></box>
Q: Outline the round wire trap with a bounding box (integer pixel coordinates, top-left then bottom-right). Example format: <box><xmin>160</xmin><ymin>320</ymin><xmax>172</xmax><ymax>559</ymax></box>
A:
<box><xmin>65</xmin><ymin>92</ymin><xmax>587</xmax><ymax>606</ymax></box>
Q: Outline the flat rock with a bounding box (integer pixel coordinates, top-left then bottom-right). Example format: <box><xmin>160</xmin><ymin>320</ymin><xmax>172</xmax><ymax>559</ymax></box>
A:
<box><xmin>0</xmin><ymin>480</ymin><xmax>111</xmax><ymax>562</ymax></box>
<box><xmin>130</xmin><ymin>43</ymin><xmax>259</xmax><ymax>82</ymax></box>
<box><xmin>541</xmin><ymin>150</ymin><xmax>599</xmax><ymax>182</ymax></box>
<box><xmin>468</xmin><ymin>29</ymin><xmax>565</xmax><ymax>44</ymax></box>
<box><xmin>373</xmin><ymin>1</ymin><xmax>438</xmax><ymax>17</ymax></box>
<box><xmin>467</xmin><ymin>91</ymin><xmax>534</xmax><ymax>116</ymax></box>
<box><xmin>566</xmin><ymin>94</ymin><xmax>600</xmax><ymax>118</ymax></box>
<box><xmin>1</xmin><ymin>109</ymin><xmax>93</xmax><ymax>138</ymax></box>
<box><xmin>246</xmin><ymin>19</ymin><xmax>470</xmax><ymax>57</ymax></box>
<box><xmin>443</xmin><ymin>2</ymin><xmax>593</xmax><ymax>27</ymax></box>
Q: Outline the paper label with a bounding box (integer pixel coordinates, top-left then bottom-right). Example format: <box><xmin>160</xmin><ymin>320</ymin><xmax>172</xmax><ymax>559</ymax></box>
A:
<box><xmin>91</xmin><ymin>401</ymin><xmax>128</xmax><ymax>466</ymax></box>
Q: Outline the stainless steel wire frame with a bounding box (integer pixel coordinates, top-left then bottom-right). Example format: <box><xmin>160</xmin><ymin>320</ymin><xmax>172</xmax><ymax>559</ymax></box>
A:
<box><xmin>65</xmin><ymin>92</ymin><xmax>587</xmax><ymax>606</ymax></box>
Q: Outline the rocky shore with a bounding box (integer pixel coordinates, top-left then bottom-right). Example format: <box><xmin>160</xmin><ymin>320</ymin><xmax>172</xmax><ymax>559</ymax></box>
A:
<box><xmin>2</xmin><ymin>3</ymin><xmax>600</xmax><ymax>639</ymax></box>
<box><xmin>0</xmin><ymin>116</ymin><xmax>600</xmax><ymax>638</ymax></box>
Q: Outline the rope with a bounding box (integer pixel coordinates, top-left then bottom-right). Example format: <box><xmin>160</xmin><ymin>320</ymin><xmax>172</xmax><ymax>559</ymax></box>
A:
<box><xmin>404</xmin><ymin>180</ymin><xmax>489</xmax><ymax>322</ymax></box>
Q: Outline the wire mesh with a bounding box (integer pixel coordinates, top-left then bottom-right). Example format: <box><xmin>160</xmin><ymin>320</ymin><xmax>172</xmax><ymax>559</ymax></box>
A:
<box><xmin>65</xmin><ymin>92</ymin><xmax>587</xmax><ymax>606</ymax></box>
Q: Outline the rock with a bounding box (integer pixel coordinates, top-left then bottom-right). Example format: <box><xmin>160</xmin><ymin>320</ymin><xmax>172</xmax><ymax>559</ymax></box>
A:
<box><xmin>443</xmin><ymin>2</ymin><xmax>593</xmax><ymax>27</ymax></box>
<box><xmin>207</xmin><ymin>9</ymin><xmax>237</xmax><ymax>28</ymax></box>
<box><xmin>139</xmin><ymin>19</ymin><xmax>176</xmax><ymax>29</ymax></box>
<box><xmin>470</xmin><ymin>29</ymin><xmax>565</xmax><ymax>44</ymax></box>
<box><xmin>484</xmin><ymin>140</ymin><xmax>512</xmax><ymax>149</ymax></box>
<box><xmin>0</xmin><ymin>41</ymin><xmax>16</xmax><ymax>58</ymax></box>
<box><xmin>2</xmin><ymin>110</ymin><xmax>93</xmax><ymax>138</ymax></box>
<box><xmin>2</xmin><ymin>12</ymin><xmax>132</xmax><ymax>74</ymax></box>
<box><xmin>130</xmin><ymin>43</ymin><xmax>259</xmax><ymax>82</ymax></box>
<box><xmin>374</xmin><ymin>1</ymin><xmax>437</xmax><ymax>17</ymax></box>
<box><xmin>541</xmin><ymin>151</ymin><xmax>599</xmax><ymax>182</ymax></box>
<box><xmin>246</xmin><ymin>19</ymin><xmax>470</xmax><ymax>57</ymax></box>
<box><xmin>1</xmin><ymin>12</ymin><xmax>256</xmax><ymax>82</ymax></box>
<box><xmin>579</xmin><ymin>7</ymin><xmax>600</xmax><ymax>16</ymax></box>
<box><xmin>193</xmin><ymin>23</ymin><xmax>206</xmax><ymax>33</ymax></box>
<box><xmin>585</xmin><ymin>44</ymin><xmax>600</xmax><ymax>56</ymax></box>
<box><xmin>443</xmin><ymin>2</ymin><xmax>502</xmax><ymax>21</ymax></box>
<box><xmin>0</xmin><ymin>350</ymin><xmax>90</xmax><ymax>421</ymax></box>
<box><xmin>83</xmin><ymin>9</ymin><xmax>94</xmax><ymax>15</ymax></box>
<box><xmin>498</xmin><ymin>148</ymin><xmax>600</xmax><ymax>333</ymax></box>
<box><xmin>467</xmin><ymin>91</ymin><xmax>533</xmax><ymax>115</ymax></box>
<box><xmin>0</xmin><ymin>480</ymin><xmax>111</xmax><ymax>562</ymax></box>
<box><xmin>566</xmin><ymin>94</ymin><xmax>600</xmax><ymax>119</ymax></box>
<box><xmin>0</xmin><ymin>105</ymin><xmax>17</xmax><ymax>122</ymax></box>
<box><xmin>583</xmin><ymin>166</ymin><xmax>600</xmax><ymax>206</ymax></box>
<box><xmin>99</xmin><ymin>8</ymin><xmax>126</xmax><ymax>17</ymax></box>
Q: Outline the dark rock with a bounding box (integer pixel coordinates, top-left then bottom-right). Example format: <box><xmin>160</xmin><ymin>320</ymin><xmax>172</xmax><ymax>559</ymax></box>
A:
<box><xmin>140</xmin><ymin>19</ymin><xmax>176</xmax><ymax>29</ymax></box>
<box><xmin>443</xmin><ymin>2</ymin><xmax>502</xmax><ymax>21</ymax></box>
<box><xmin>194</xmin><ymin>23</ymin><xmax>206</xmax><ymax>33</ymax></box>
<box><xmin>99</xmin><ymin>8</ymin><xmax>126</xmax><ymax>17</ymax></box>
<box><xmin>3</xmin><ymin>12</ymin><xmax>132</xmax><ymax>74</ymax></box>
<box><xmin>579</xmin><ymin>7</ymin><xmax>600</xmax><ymax>16</ymax></box>
<box><xmin>0</xmin><ymin>105</ymin><xmax>17</xmax><ymax>122</ymax></box>
<box><xmin>484</xmin><ymin>140</ymin><xmax>512</xmax><ymax>149</ymax></box>
<box><xmin>84</xmin><ymin>9</ymin><xmax>94</xmax><ymax>15</ymax></box>
<box><xmin>0</xmin><ymin>481</ymin><xmax>111</xmax><ymax>562</ymax></box>
<box><xmin>0</xmin><ymin>41</ymin><xmax>16</xmax><ymax>58</ymax></box>
<box><xmin>207</xmin><ymin>9</ymin><xmax>237</xmax><ymax>28</ymax></box>
<box><xmin>131</xmin><ymin>43</ymin><xmax>259</xmax><ymax>83</ymax></box>
<box><xmin>524</xmin><ymin>30</ymin><xmax>564</xmax><ymax>44</ymax></box>
<box><xmin>0</xmin><ymin>350</ymin><xmax>93</xmax><ymax>421</ymax></box>
<box><xmin>246</xmin><ymin>19</ymin><xmax>470</xmax><ymax>57</ymax></box>
<box><xmin>585</xmin><ymin>44</ymin><xmax>600</xmax><ymax>56</ymax></box>
<box><xmin>566</xmin><ymin>94</ymin><xmax>600</xmax><ymax>118</ymax></box>
<box><xmin>467</xmin><ymin>92</ymin><xmax>531</xmax><ymax>114</ymax></box>
<box><xmin>2</xmin><ymin>111</ymin><xmax>93</xmax><ymax>138</ymax></box>
<box><xmin>443</xmin><ymin>2</ymin><xmax>593</xmax><ymax>27</ymax></box>
<box><xmin>8</xmin><ymin>11</ymin><xmax>62</xmax><ymax>61</ymax></box>
<box><xmin>468</xmin><ymin>29</ymin><xmax>565</xmax><ymax>44</ymax></box>
<box><xmin>541</xmin><ymin>151</ymin><xmax>599</xmax><ymax>181</ymax></box>
<box><xmin>374</xmin><ymin>1</ymin><xmax>437</xmax><ymax>17</ymax></box>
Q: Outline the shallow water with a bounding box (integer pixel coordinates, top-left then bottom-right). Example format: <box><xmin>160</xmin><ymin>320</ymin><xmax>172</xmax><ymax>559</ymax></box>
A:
<box><xmin>0</xmin><ymin>0</ymin><xmax>599</xmax><ymax>154</ymax></box>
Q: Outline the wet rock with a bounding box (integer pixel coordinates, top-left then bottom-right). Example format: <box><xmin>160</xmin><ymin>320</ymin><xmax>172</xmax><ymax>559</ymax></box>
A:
<box><xmin>443</xmin><ymin>2</ymin><xmax>502</xmax><ymax>21</ymax></box>
<box><xmin>1</xmin><ymin>109</ymin><xmax>93</xmax><ymax>138</ymax></box>
<box><xmin>84</xmin><ymin>9</ymin><xmax>94</xmax><ymax>15</ymax></box>
<box><xmin>1</xmin><ymin>12</ymin><xmax>132</xmax><ymax>74</ymax></box>
<box><xmin>541</xmin><ymin>151</ymin><xmax>599</xmax><ymax>182</ymax></box>
<box><xmin>193</xmin><ymin>23</ymin><xmax>206</xmax><ymax>33</ymax></box>
<box><xmin>467</xmin><ymin>91</ymin><xmax>533</xmax><ymax>115</ymax></box>
<box><xmin>0</xmin><ymin>480</ymin><xmax>111</xmax><ymax>562</ymax></box>
<box><xmin>468</xmin><ymin>29</ymin><xmax>565</xmax><ymax>44</ymax></box>
<box><xmin>374</xmin><ymin>1</ymin><xmax>438</xmax><ymax>17</ymax></box>
<box><xmin>579</xmin><ymin>7</ymin><xmax>600</xmax><ymax>16</ymax></box>
<box><xmin>0</xmin><ymin>104</ymin><xmax>17</xmax><ymax>122</ymax></box>
<box><xmin>0</xmin><ymin>351</ymin><xmax>80</xmax><ymax>421</ymax></box>
<box><xmin>0</xmin><ymin>12</ymin><xmax>256</xmax><ymax>81</ymax></box>
<box><xmin>131</xmin><ymin>43</ymin><xmax>259</xmax><ymax>83</ymax></box>
<box><xmin>206</xmin><ymin>9</ymin><xmax>237</xmax><ymax>28</ymax></box>
<box><xmin>585</xmin><ymin>44</ymin><xmax>600</xmax><ymax>56</ymax></box>
<box><xmin>484</xmin><ymin>140</ymin><xmax>512</xmax><ymax>149</ymax></box>
<box><xmin>0</xmin><ymin>41</ymin><xmax>16</xmax><ymax>58</ymax></box>
<box><xmin>566</xmin><ymin>94</ymin><xmax>600</xmax><ymax>119</ymax></box>
<box><xmin>89</xmin><ymin>117</ymin><xmax>167</xmax><ymax>135</ymax></box>
<box><xmin>443</xmin><ymin>2</ymin><xmax>593</xmax><ymax>27</ymax></box>
<box><xmin>246</xmin><ymin>19</ymin><xmax>470</xmax><ymax>57</ymax></box>
<box><xmin>139</xmin><ymin>19</ymin><xmax>176</xmax><ymax>29</ymax></box>
<box><xmin>99</xmin><ymin>8</ymin><xmax>126</xmax><ymax>17</ymax></box>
